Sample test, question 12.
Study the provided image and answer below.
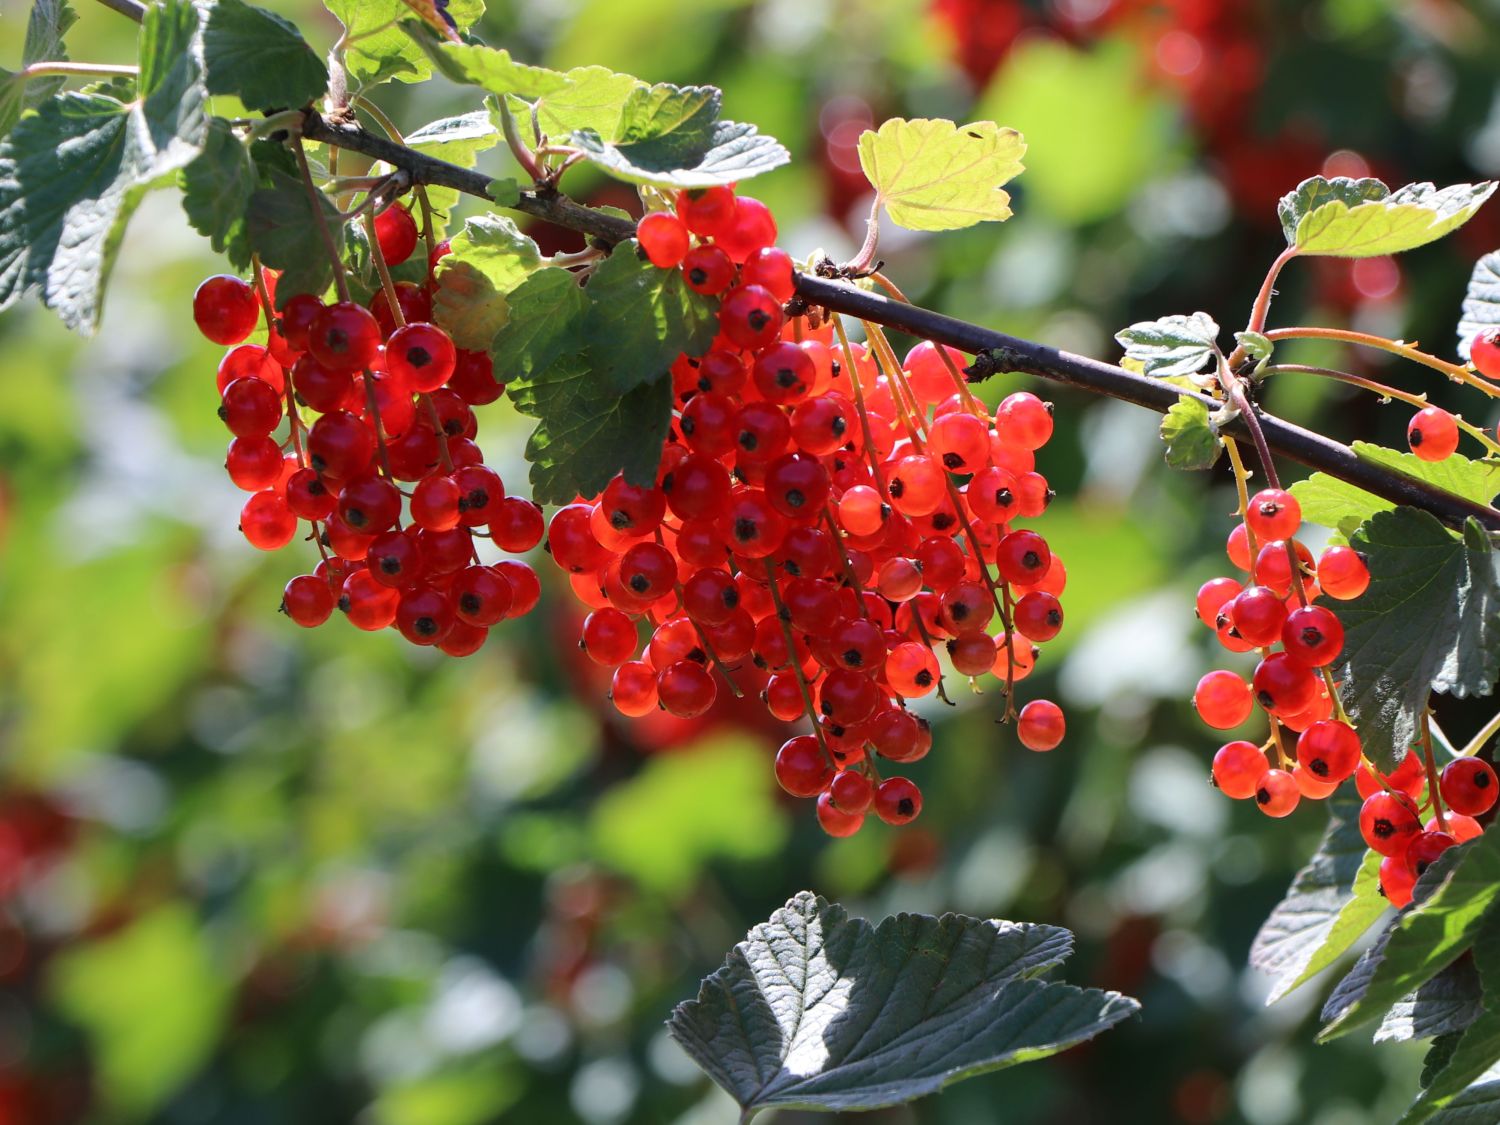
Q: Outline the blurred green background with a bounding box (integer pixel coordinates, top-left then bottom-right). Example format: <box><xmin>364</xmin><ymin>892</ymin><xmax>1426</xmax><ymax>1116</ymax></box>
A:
<box><xmin>4</xmin><ymin>0</ymin><xmax>1500</xmax><ymax>1122</ymax></box>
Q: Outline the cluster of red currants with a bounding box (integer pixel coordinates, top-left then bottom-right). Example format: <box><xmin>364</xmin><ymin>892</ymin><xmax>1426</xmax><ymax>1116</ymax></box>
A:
<box><xmin>1194</xmin><ymin>486</ymin><xmax>1496</xmax><ymax>904</ymax></box>
<box><xmin>192</xmin><ymin>203</ymin><xmax>544</xmax><ymax>655</ymax></box>
<box><xmin>546</xmin><ymin>185</ymin><xmax>1069</xmax><ymax>836</ymax></box>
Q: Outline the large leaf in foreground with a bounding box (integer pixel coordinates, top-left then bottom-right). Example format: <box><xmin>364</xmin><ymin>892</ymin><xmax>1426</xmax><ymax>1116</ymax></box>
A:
<box><xmin>1334</xmin><ymin>508</ymin><xmax>1499</xmax><ymax>771</ymax></box>
<box><xmin>668</xmin><ymin>892</ymin><xmax>1138</xmax><ymax>1117</ymax></box>
<box><xmin>573</xmin><ymin>119</ymin><xmax>789</xmax><ymax>189</ymax></box>
<box><xmin>1250</xmin><ymin>789</ymin><xmax>1387</xmax><ymax>1004</ymax></box>
<box><xmin>200</xmin><ymin>0</ymin><xmax>326</xmax><ymax>113</ymax></box>
<box><xmin>430</xmin><ymin>214</ymin><xmax>541</xmax><ymax>350</ymax></box>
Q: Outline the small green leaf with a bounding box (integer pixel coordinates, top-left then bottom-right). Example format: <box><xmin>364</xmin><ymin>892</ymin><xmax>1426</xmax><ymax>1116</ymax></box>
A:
<box><xmin>1457</xmin><ymin>250</ymin><xmax>1500</xmax><ymax>360</ymax></box>
<box><xmin>668</xmin><ymin>892</ymin><xmax>1139</xmax><ymax>1116</ymax></box>
<box><xmin>1335</xmin><ymin>508</ymin><xmax>1499</xmax><ymax>770</ymax></box>
<box><xmin>1236</xmin><ymin>330</ymin><xmax>1274</xmax><ymax>365</ymax></box>
<box><xmin>582</xmin><ymin>240</ymin><xmax>720</xmax><ymax>393</ymax></box>
<box><xmin>528</xmin><ymin>65</ymin><xmax>642</xmax><ymax>142</ymax></box>
<box><xmin>1158</xmin><ymin>394</ymin><xmax>1221</xmax><ymax>470</ymax></box>
<box><xmin>430</xmin><ymin>213</ymin><xmax>542</xmax><ymax>350</ymax></box>
<box><xmin>403</xmin><ymin>21</ymin><xmax>569</xmax><ymax>99</ymax></box>
<box><xmin>405</xmin><ymin>109</ymin><xmax>501</xmax><ymax>214</ymax></box>
<box><xmin>178</xmin><ymin>117</ymin><xmax>254</xmax><ymax>267</ymax></box>
<box><xmin>511</xmin><ymin>356</ymin><xmax>673</xmax><ymax>503</ymax></box>
<box><xmin>0</xmin><ymin>0</ymin><xmax>206</xmax><ymax>333</ymax></box>
<box><xmin>572</xmin><ymin>118</ymin><xmax>789</xmax><ymax>189</ymax></box>
<box><xmin>325</xmin><ymin>0</ymin><xmax>483</xmax><ymax>90</ymax></box>
<box><xmin>201</xmin><ymin>0</ymin><xmax>326</xmax><ymax>112</ymax></box>
<box><xmin>245</xmin><ymin>169</ymin><xmax>341</xmax><ymax>302</ymax></box>
<box><xmin>490</xmin><ymin>266</ymin><xmax>588</xmax><ymax>382</ymax></box>
<box><xmin>856</xmin><ymin>117</ymin><xmax>1026</xmax><ymax>232</ymax></box>
<box><xmin>1279</xmin><ymin>175</ymin><xmax>1497</xmax><ymax>258</ymax></box>
<box><xmin>1114</xmin><ymin>311</ymin><xmax>1220</xmax><ymax>378</ymax></box>
<box><xmin>1289</xmin><ymin>442</ymin><xmax>1500</xmax><ymax>535</ymax></box>
<box><xmin>1250</xmin><ymin>788</ymin><xmax>1388</xmax><ymax>1003</ymax></box>
<box><xmin>0</xmin><ymin>0</ymin><xmax>78</xmax><ymax>140</ymax></box>
<box><xmin>1321</xmin><ymin>831</ymin><xmax>1500</xmax><ymax>1040</ymax></box>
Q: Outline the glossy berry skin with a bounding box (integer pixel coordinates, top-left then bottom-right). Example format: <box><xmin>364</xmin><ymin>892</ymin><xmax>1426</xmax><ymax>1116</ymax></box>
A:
<box><xmin>829</xmin><ymin>769</ymin><xmax>874</xmax><ymax>814</ymax></box>
<box><xmin>1195</xmin><ymin>577</ymin><xmax>1242</xmax><ymax>626</ymax></box>
<box><xmin>491</xmin><ymin>497</ymin><xmax>545</xmax><ymax>552</ymax></box>
<box><xmin>682</xmin><ymin>245</ymin><xmax>735</xmax><ymax>295</ymax></box>
<box><xmin>873</xmin><ymin>777</ymin><xmax>923</xmax><ymax>825</ymax></box>
<box><xmin>240</xmin><ymin>491</ymin><xmax>297</xmax><ymax>550</ymax></box>
<box><xmin>1434</xmin><ymin>813</ymin><xmax>1483</xmax><ymax>843</ymax></box>
<box><xmin>1472</xmin><ymin>327</ymin><xmax>1500</xmax><ymax>380</ymax></box>
<box><xmin>717</xmin><ymin>196</ymin><xmax>778</xmax><ymax>263</ymax></box>
<box><xmin>994</xmin><ymin>530</ymin><xmax>1050</xmax><ymax>586</ymax></box>
<box><xmin>776</xmin><ymin>735</ymin><xmax>832</xmax><ymax>797</ymax></box>
<box><xmin>193</xmin><ymin>275</ymin><xmax>259</xmax><ymax>345</ymax></box>
<box><xmin>453</xmin><ymin>565</ymin><xmax>513</xmax><ymax>626</ymax></box>
<box><xmin>1281</xmin><ymin>605</ymin><xmax>1345</xmax><ymax>667</ymax></box>
<box><xmin>1360</xmin><ymin>791</ymin><xmax>1423</xmax><ymax>856</ymax></box>
<box><xmin>397</xmin><ymin>587</ymin><xmax>456</xmax><ymax>646</ymax></box>
<box><xmin>281</xmin><ymin>574</ymin><xmax>334</xmax><ymax>627</ymax></box>
<box><xmin>610</xmin><ymin>661</ymin><xmax>659</xmax><ymax>717</ymax></box>
<box><xmin>1252</xmin><ymin>652</ymin><xmax>1318</xmax><ymax>716</ymax></box>
<box><xmin>1194</xmin><ymin>670</ymin><xmax>1252</xmax><ymax>729</ymax></box>
<box><xmin>1379</xmin><ymin>854</ymin><xmax>1416</xmax><ymax>909</ymax></box>
<box><xmin>309</xmin><ymin>302</ymin><xmax>382</xmax><ymax>373</ymax></box>
<box><xmin>1213</xmin><ymin>741</ymin><xmax>1267</xmax><ymax>799</ymax></box>
<box><xmin>285</xmin><ymin>467</ymin><xmax>339</xmax><ymax>521</ymax></box>
<box><xmin>816</xmin><ymin>790</ymin><xmax>865</xmax><ymax>837</ymax></box>
<box><xmin>1356</xmin><ymin>752</ymin><xmax>1426</xmax><ymax>801</ymax></box>
<box><xmin>637</xmin><ymin>212</ymin><xmax>689</xmax><ymax>268</ymax></box>
<box><xmin>220</xmin><ymin>377</ymin><xmax>284</xmax><ymax>437</ymax></box>
<box><xmin>742</xmin><ymin>246</ymin><xmax>795</xmax><ymax>301</ymax></box>
<box><xmin>1255</xmin><ymin>769</ymin><xmax>1301</xmax><ymax>817</ymax></box>
<box><xmin>1296</xmin><ymin>720</ymin><xmax>1361</xmax><ymax>783</ymax></box>
<box><xmin>373</xmin><ymin>202</ymin><xmax>419</xmax><ymax>266</ymax></box>
<box><xmin>387</xmin><ymin>322</ymin><xmax>457</xmax><ymax>393</ymax></box>
<box><xmin>582</xmin><ymin>608</ymin><xmax>638</xmax><ymax>666</ymax></box>
<box><xmin>338</xmin><ymin>474</ymin><xmax>402</xmax><ymax>534</ymax></box>
<box><xmin>1318</xmin><ymin>545</ymin><xmax>1370</xmax><ymax>600</ymax></box>
<box><xmin>719</xmin><ymin>285</ymin><xmax>784</xmax><ymax>350</ymax></box>
<box><xmin>1407</xmin><ymin>407</ymin><xmax>1460</xmax><ymax>462</ymax></box>
<box><xmin>993</xmin><ymin>392</ymin><xmax>1053</xmax><ymax>450</ymax></box>
<box><xmin>1406</xmin><ymin>831</ymin><xmax>1458</xmax><ymax>878</ymax></box>
<box><xmin>657</xmin><ymin>660</ymin><xmax>717</xmax><ymax>718</ymax></box>
<box><xmin>677</xmin><ymin>185</ymin><xmax>736</xmax><ymax>238</ymax></box>
<box><xmin>225</xmin><ymin>436</ymin><xmax>284</xmax><ymax>491</ymax></box>
<box><xmin>1017</xmin><ymin>699</ymin><xmax>1065</xmax><ymax>751</ymax></box>
<box><xmin>1440</xmin><ymin>758</ymin><xmax>1498</xmax><ymax>816</ymax></box>
<box><xmin>1245</xmin><ymin>489</ymin><xmax>1301</xmax><ymax>541</ymax></box>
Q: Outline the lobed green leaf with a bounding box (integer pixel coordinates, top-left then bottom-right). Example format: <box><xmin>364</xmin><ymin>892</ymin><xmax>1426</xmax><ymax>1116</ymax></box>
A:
<box><xmin>1114</xmin><ymin>311</ymin><xmax>1220</xmax><ymax>378</ymax></box>
<box><xmin>178</xmin><ymin>116</ymin><xmax>255</xmax><ymax>267</ymax></box>
<box><xmin>403</xmin><ymin>21</ymin><xmax>569</xmax><ymax>99</ymax></box>
<box><xmin>430</xmin><ymin>213</ymin><xmax>542</xmax><ymax>350</ymax></box>
<box><xmin>325</xmin><ymin>0</ymin><xmax>484</xmax><ymax>91</ymax></box>
<box><xmin>572</xmin><ymin>118</ymin><xmax>789</xmax><ymax>189</ymax></box>
<box><xmin>245</xmin><ymin>168</ymin><xmax>342</xmax><ymax>304</ymax></box>
<box><xmin>0</xmin><ymin>0</ymin><xmax>78</xmax><ymax>141</ymax></box>
<box><xmin>856</xmin><ymin>117</ymin><xmax>1025</xmax><ymax>232</ymax></box>
<box><xmin>1157</xmin><ymin>394</ymin><xmax>1221</xmax><ymax>470</ymax></box>
<box><xmin>1289</xmin><ymin>443</ymin><xmax>1500</xmax><ymax>534</ymax></box>
<box><xmin>1279</xmin><ymin>175</ymin><xmax>1497</xmax><ymax>258</ymax></box>
<box><xmin>201</xmin><ymin>0</ymin><xmax>326</xmax><ymax>113</ymax></box>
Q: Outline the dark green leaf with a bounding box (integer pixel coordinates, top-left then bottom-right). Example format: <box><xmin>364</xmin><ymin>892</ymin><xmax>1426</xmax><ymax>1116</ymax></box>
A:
<box><xmin>572</xmin><ymin>119</ymin><xmax>790</xmax><ymax>189</ymax></box>
<box><xmin>611</xmin><ymin>82</ymin><xmax>720</xmax><ymax>163</ymax></box>
<box><xmin>245</xmin><ymin>169</ymin><xmax>341</xmax><ymax>303</ymax></box>
<box><xmin>1458</xmin><ymin>251</ymin><xmax>1500</xmax><ymax>360</ymax></box>
<box><xmin>1426</xmin><ymin>1071</ymin><xmax>1500</xmax><ymax>1124</ymax></box>
<box><xmin>1250</xmin><ymin>788</ymin><xmax>1387</xmax><ymax>1003</ymax></box>
<box><xmin>668</xmin><ymin>892</ymin><xmax>1139</xmax><ymax>1116</ymax></box>
<box><xmin>1335</xmin><ymin>509</ymin><xmax>1499</xmax><ymax>770</ymax></box>
<box><xmin>1376</xmin><ymin>955</ymin><xmax>1484</xmax><ymax>1043</ymax></box>
<box><xmin>403</xmin><ymin>21</ymin><xmax>569</xmax><ymax>99</ymax></box>
<box><xmin>430</xmin><ymin>213</ymin><xmax>541</xmax><ymax>350</ymax></box>
<box><xmin>510</xmin><ymin>356</ymin><xmax>673</xmax><ymax>503</ymax></box>
<box><xmin>201</xmin><ymin>0</ymin><xmax>325</xmax><ymax>112</ymax></box>
<box><xmin>582</xmin><ymin>240</ymin><xmax>719</xmax><ymax>393</ymax></box>
<box><xmin>1399</xmin><ymin>908</ymin><xmax>1500</xmax><ymax>1122</ymax></box>
<box><xmin>1426</xmin><ymin>1035</ymin><xmax>1465</xmax><ymax>1089</ymax></box>
<box><xmin>490</xmin><ymin>267</ymin><xmax>588</xmax><ymax>383</ymax></box>
<box><xmin>1158</xmin><ymin>394</ymin><xmax>1221</xmax><ymax>470</ymax></box>
<box><xmin>0</xmin><ymin>0</ymin><xmax>78</xmax><ymax>140</ymax></box>
<box><xmin>178</xmin><ymin>117</ymin><xmax>254</xmax><ymax>266</ymax></box>
<box><xmin>0</xmin><ymin>0</ymin><xmax>206</xmax><ymax>332</ymax></box>
<box><xmin>1290</xmin><ymin>443</ymin><xmax>1500</xmax><ymax>535</ymax></box>
<box><xmin>1321</xmin><ymin>832</ymin><xmax>1500</xmax><ymax>1040</ymax></box>
<box><xmin>1113</xmin><ymin>312</ymin><xmax>1220</xmax><ymax>378</ymax></box>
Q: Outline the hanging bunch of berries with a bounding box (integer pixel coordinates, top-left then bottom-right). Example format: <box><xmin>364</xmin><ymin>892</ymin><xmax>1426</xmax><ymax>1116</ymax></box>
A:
<box><xmin>193</xmin><ymin>202</ymin><xmax>545</xmax><ymax>657</ymax></box>
<box><xmin>542</xmin><ymin>185</ymin><xmax>1069</xmax><ymax>837</ymax></box>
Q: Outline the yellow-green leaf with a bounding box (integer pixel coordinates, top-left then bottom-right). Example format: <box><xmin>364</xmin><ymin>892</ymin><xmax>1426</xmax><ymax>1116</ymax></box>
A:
<box><xmin>430</xmin><ymin>214</ymin><xmax>541</xmax><ymax>350</ymax></box>
<box><xmin>857</xmin><ymin>117</ymin><xmax>1025</xmax><ymax>232</ymax></box>
<box><xmin>1284</xmin><ymin>177</ymin><xmax>1497</xmax><ymax>258</ymax></box>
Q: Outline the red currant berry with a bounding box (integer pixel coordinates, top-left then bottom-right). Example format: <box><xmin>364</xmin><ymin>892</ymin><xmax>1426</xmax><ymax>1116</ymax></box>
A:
<box><xmin>1439</xmin><ymin>757</ymin><xmax>1498</xmax><ymax>816</ymax></box>
<box><xmin>366</xmin><ymin>529</ymin><xmax>424</xmax><ymax>589</ymax></box>
<box><xmin>1194</xmin><ymin>670</ymin><xmax>1253</xmax><ymax>729</ymax></box>
<box><xmin>491</xmin><ymin>497</ymin><xmax>545</xmax><ymax>552</ymax></box>
<box><xmin>1405</xmin><ymin>830</ymin><xmax>1458</xmax><ymax>878</ymax></box>
<box><xmin>1017</xmin><ymin>699</ymin><xmax>1065</xmax><ymax>751</ymax></box>
<box><xmin>658</xmin><ymin>660</ymin><xmax>717</xmax><ymax>717</ymax></box>
<box><xmin>994</xmin><ymin>529</ymin><xmax>1050</xmax><ymax>586</ymax></box>
<box><xmin>741</xmin><ymin>246</ymin><xmax>795</xmax><ymax>301</ymax></box>
<box><xmin>1281</xmin><ymin>605</ymin><xmax>1345</xmax><ymax>666</ymax></box>
<box><xmin>1013</xmin><ymin>591</ymin><xmax>1063</xmax><ymax>642</ymax></box>
<box><xmin>1407</xmin><ymin>406</ymin><xmax>1460</xmax><ymax>462</ymax></box>
<box><xmin>719</xmin><ymin>285</ymin><xmax>784</xmax><ymax>350</ymax></box>
<box><xmin>816</xmin><ymin>790</ymin><xmax>865</xmax><ymax>836</ymax></box>
<box><xmin>1317</xmin><ymin>546</ymin><xmax>1370</xmax><ymax>600</ymax></box>
<box><xmin>993</xmin><ymin>392</ymin><xmax>1053</xmax><ymax>450</ymax></box>
<box><xmin>225</xmin><ymin>436</ymin><xmax>285</xmax><ymax>491</ymax></box>
<box><xmin>682</xmin><ymin>244</ymin><xmax>735</xmax><ymax>295</ymax></box>
<box><xmin>281</xmin><ymin>574</ymin><xmax>334</xmax><ymax>627</ymax></box>
<box><xmin>1245</xmin><ymin>489</ymin><xmax>1301</xmax><ymax>540</ymax></box>
<box><xmin>240</xmin><ymin>490</ymin><xmax>297</xmax><ymax>550</ymax></box>
<box><xmin>340</xmin><ymin>570</ymin><xmax>400</xmax><ymax>630</ymax></box>
<box><xmin>309</xmin><ymin>302</ymin><xmax>382</xmax><ymax>373</ymax></box>
<box><xmin>217</xmin><ymin>344</ymin><xmax>284</xmax><ymax>394</ymax></box>
<box><xmin>397</xmin><ymin>586</ymin><xmax>457</xmax><ymax>645</ymax></box>
<box><xmin>220</xmin><ymin>377</ymin><xmax>284</xmax><ymax>438</ymax></box>
<box><xmin>387</xmin><ymin>322</ymin><xmax>457</xmax><ymax>393</ymax></box>
<box><xmin>1379</xmin><ymin>854</ymin><xmax>1416</xmax><ymax>908</ymax></box>
<box><xmin>373</xmin><ymin>202</ymin><xmax>419</xmax><ymax>266</ymax></box>
<box><xmin>1212</xmin><ymin>740</ymin><xmax>1266</xmax><ymax>799</ymax></box>
<box><xmin>829</xmin><ymin>769</ymin><xmax>874</xmax><ymax>814</ymax></box>
<box><xmin>1252</xmin><ymin>652</ymin><xmax>1318</xmax><ymax>716</ymax></box>
<box><xmin>1255</xmin><ymin>769</ymin><xmax>1301</xmax><ymax>817</ymax></box>
<box><xmin>453</xmin><ymin>565</ymin><xmax>514</xmax><ymax>626</ymax></box>
<box><xmin>193</xmin><ymin>275</ymin><xmax>258</xmax><ymax>345</ymax></box>
<box><xmin>637</xmin><ymin>211</ymin><xmax>690</xmax><ymax>268</ymax></box>
<box><xmin>775</xmin><ymin>734</ymin><xmax>833</xmax><ymax>797</ymax></box>
<box><xmin>1295</xmin><ymin>720</ymin><xmax>1361</xmax><ymax>783</ymax></box>
<box><xmin>286</xmin><ymin>468</ymin><xmax>337</xmax><ymax>520</ymax></box>
<box><xmin>1359</xmin><ymin>790</ymin><xmax>1423</xmax><ymax>856</ymax></box>
<box><xmin>873</xmin><ymin>776</ymin><xmax>923</xmax><ymax>825</ymax></box>
<box><xmin>1196</xmin><ymin>577</ymin><xmax>1242</xmax><ymax>626</ymax></box>
<box><xmin>611</xmin><ymin>660</ymin><xmax>659</xmax><ymax>717</ymax></box>
<box><xmin>1471</xmin><ymin>326</ymin><xmax>1500</xmax><ymax>380</ymax></box>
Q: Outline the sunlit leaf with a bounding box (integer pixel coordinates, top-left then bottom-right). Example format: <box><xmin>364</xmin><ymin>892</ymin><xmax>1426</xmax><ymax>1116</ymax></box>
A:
<box><xmin>1158</xmin><ymin>394</ymin><xmax>1221</xmax><ymax>470</ymax></box>
<box><xmin>1289</xmin><ymin>443</ymin><xmax>1500</xmax><ymax>533</ymax></box>
<box><xmin>1457</xmin><ymin>250</ymin><xmax>1500</xmax><ymax>360</ymax></box>
<box><xmin>201</xmin><ymin>0</ymin><xmax>326</xmax><ymax>113</ymax></box>
<box><xmin>1279</xmin><ymin>176</ymin><xmax>1497</xmax><ymax>258</ymax></box>
<box><xmin>430</xmin><ymin>213</ymin><xmax>542</xmax><ymax>350</ymax></box>
<box><xmin>856</xmin><ymin>117</ymin><xmax>1025</xmax><ymax>231</ymax></box>
<box><xmin>1114</xmin><ymin>312</ymin><xmax>1220</xmax><ymax>378</ymax></box>
<box><xmin>0</xmin><ymin>0</ymin><xmax>78</xmax><ymax>140</ymax></box>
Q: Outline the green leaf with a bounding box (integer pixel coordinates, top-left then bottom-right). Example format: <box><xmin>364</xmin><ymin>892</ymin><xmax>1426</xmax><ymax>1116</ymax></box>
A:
<box><xmin>178</xmin><ymin>116</ymin><xmax>254</xmax><ymax>266</ymax></box>
<box><xmin>1321</xmin><ymin>832</ymin><xmax>1500</xmax><ymax>1040</ymax></box>
<box><xmin>201</xmin><ymin>0</ymin><xmax>326</xmax><ymax>112</ymax></box>
<box><xmin>1279</xmin><ymin>175</ymin><xmax>1497</xmax><ymax>257</ymax></box>
<box><xmin>1236</xmin><ymin>330</ymin><xmax>1274</xmax><ymax>365</ymax></box>
<box><xmin>856</xmin><ymin>117</ymin><xmax>1025</xmax><ymax>232</ymax></box>
<box><xmin>581</xmin><ymin>240</ymin><xmax>720</xmax><ymax>393</ymax></box>
<box><xmin>325</xmin><ymin>0</ymin><xmax>484</xmax><ymax>90</ymax></box>
<box><xmin>245</xmin><ymin>169</ymin><xmax>341</xmax><ymax>302</ymax></box>
<box><xmin>528</xmin><ymin>65</ymin><xmax>642</xmax><ymax>142</ymax></box>
<box><xmin>430</xmin><ymin>213</ymin><xmax>542</xmax><ymax>350</ymax></box>
<box><xmin>405</xmin><ymin>109</ymin><xmax>502</xmax><ymax>214</ymax></box>
<box><xmin>572</xmin><ymin>118</ymin><xmax>789</xmax><ymax>189</ymax></box>
<box><xmin>0</xmin><ymin>0</ymin><xmax>206</xmax><ymax>332</ymax></box>
<box><xmin>49</xmin><ymin>905</ymin><xmax>230</xmax><ymax>1116</ymax></box>
<box><xmin>1289</xmin><ymin>442</ymin><xmax>1500</xmax><ymax>533</ymax></box>
<box><xmin>403</xmin><ymin>21</ymin><xmax>569</xmax><ymax>99</ymax></box>
<box><xmin>1250</xmin><ymin>788</ymin><xmax>1388</xmax><ymax>1003</ymax></box>
<box><xmin>1114</xmin><ymin>311</ymin><xmax>1220</xmax><ymax>378</ymax></box>
<box><xmin>1425</xmin><ymin>1035</ymin><xmax>1465</xmax><ymax>1089</ymax></box>
<box><xmin>1426</xmin><ymin>1070</ymin><xmax>1500</xmax><ymax>1125</ymax></box>
<box><xmin>1377</xmin><ymin>955</ymin><xmax>1483</xmax><ymax>1044</ymax></box>
<box><xmin>1158</xmin><ymin>394</ymin><xmax>1221</xmax><ymax>470</ymax></box>
<box><xmin>0</xmin><ymin>0</ymin><xmax>78</xmax><ymax>140</ymax></box>
<box><xmin>668</xmin><ymin>892</ymin><xmax>1140</xmax><ymax>1116</ymax></box>
<box><xmin>1334</xmin><ymin>507</ymin><xmax>1500</xmax><ymax>771</ymax></box>
<box><xmin>1457</xmin><ymin>250</ymin><xmax>1500</xmax><ymax>360</ymax></box>
<box><xmin>1398</xmin><ymin>909</ymin><xmax>1500</xmax><ymax>1122</ymax></box>
<box><xmin>511</xmin><ymin>355</ymin><xmax>673</xmax><ymax>503</ymax></box>
<box><xmin>490</xmin><ymin>266</ymin><xmax>589</xmax><ymax>382</ymax></box>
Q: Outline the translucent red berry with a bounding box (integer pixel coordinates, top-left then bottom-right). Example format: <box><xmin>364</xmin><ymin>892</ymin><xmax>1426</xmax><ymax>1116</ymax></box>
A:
<box><xmin>637</xmin><ymin>211</ymin><xmax>690</xmax><ymax>268</ymax></box>
<box><xmin>775</xmin><ymin>735</ymin><xmax>833</xmax><ymax>797</ymax></box>
<box><xmin>373</xmin><ymin>202</ymin><xmax>419</xmax><ymax>266</ymax></box>
<box><xmin>1255</xmin><ymin>769</ymin><xmax>1301</xmax><ymax>817</ymax></box>
<box><xmin>1017</xmin><ymin>699</ymin><xmax>1065</xmax><ymax>751</ymax></box>
<box><xmin>873</xmin><ymin>776</ymin><xmax>922</xmax><ymax>825</ymax></box>
<box><xmin>387</xmin><ymin>322</ymin><xmax>456</xmax><ymax>393</ymax></box>
<box><xmin>1295</xmin><ymin>720</ymin><xmax>1361</xmax><ymax>783</ymax></box>
<box><xmin>194</xmin><ymin>275</ymin><xmax>258</xmax><ymax>345</ymax></box>
<box><xmin>1440</xmin><ymin>757</ymin><xmax>1498</xmax><ymax>816</ymax></box>
<box><xmin>281</xmin><ymin>574</ymin><xmax>334</xmax><ymax>627</ymax></box>
<box><xmin>1281</xmin><ymin>605</ymin><xmax>1344</xmax><ymax>666</ymax></box>
<box><xmin>1405</xmin><ymin>831</ymin><xmax>1457</xmax><ymax>878</ymax></box>
<box><xmin>1407</xmin><ymin>406</ymin><xmax>1460</xmax><ymax>462</ymax></box>
<box><xmin>1245</xmin><ymin>488</ymin><xmax>1301</xmax><ymax>540</ymax></box>
<box><xmin>1212</xmin><ymin>741</ymin><xmax>1266</xmax><ymax>799</ymax></box>
<box><xmin>309</xmin><ymin>302</ymin><xmax>382</xmax><ymax>373</ymax></box>
<box><xmin>1360</xmin><ymin>791</ymin><xmax>1423</xmax><ymax>856</ymax></box>
<box><xmin>1472</xmin><ymin>327</ymin><xmax>1500</xmax><ymax>380</ymax></box>
<box><xmin>1194</xmin><ymin>670</ymin><xmax>1252</xmax><ymax>729</ymax></box>
<box><xmin>1317</xmin><ymin>546</ymin><xmax>1370</xmax><ymax>600</ymax></box>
